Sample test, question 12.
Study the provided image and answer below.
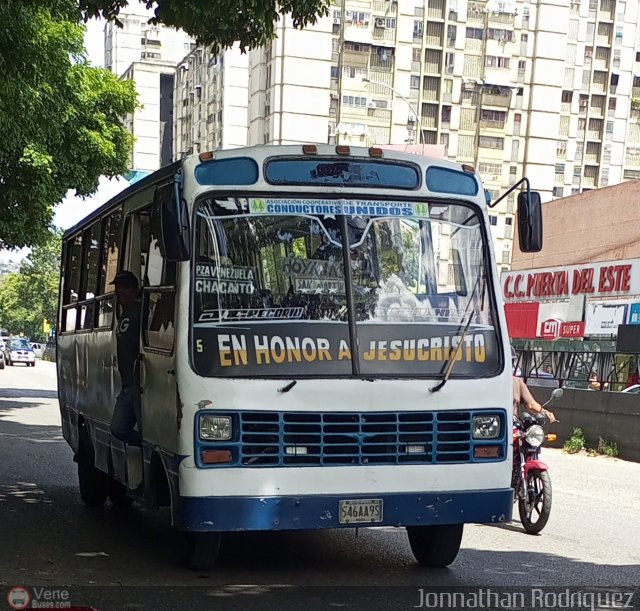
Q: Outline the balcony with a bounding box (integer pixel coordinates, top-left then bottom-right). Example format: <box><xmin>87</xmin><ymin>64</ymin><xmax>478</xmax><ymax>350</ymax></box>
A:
<box><xmin>373</xmin><ymin>0</ymin><xmax>396</xmax><ymax>15</ymax></box>
<box><xmin>465</xmin><ymin>39</ymin><xmax>483</xmax><ymax>52</ymax></box>
<box><xmin>343</xmin><ymin>51</ymin><xmax>369</xmax><ymax>68</ymax></box>
<box><xmin>424</xmin><ymin>62</ymin><xmax>441</xmax><ymax>75</ymax></box>
<box><xmin>367</xmin><ymin>108</ymin><xmax>391</xmax><ymax>124</ymax></box>
<box><xmin>480</xmin><ymin>119</ymin><xmax>507</xmax><ymax>131</ymax></box>
<box><xmin>482</xmin><ymin>90</ymin><xmax>511</xmax><ymax>108</ymax></box>
<box><xmin>488</xmin><ymin>12</ymin><xmax>515</xmax><ymax>25</ymax></box>
<box><xmin>372</xmin><ymin>27</ymin><xmax>395</xmax><ymax>44</ymax></box>
<box><xmin>600</xmin><ymin>0</ymin><xmax>615</xmax><ymax>20</ymax></box>
<box><xmin>427</xmin><ymin>3</ymin><xmax>446</xmax><ymax>20</ymax></box>
<box><xmin>561</xmin><ymin>102</ymin><xmax>571</xmax><ymax>113</ymax></box>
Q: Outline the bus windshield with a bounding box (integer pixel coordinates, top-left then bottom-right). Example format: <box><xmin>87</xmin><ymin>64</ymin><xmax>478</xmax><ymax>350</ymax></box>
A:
<box><xmin>192</xmin><ymin>196</ymin><xmax>499</xmax><ymax>378</ymax></box>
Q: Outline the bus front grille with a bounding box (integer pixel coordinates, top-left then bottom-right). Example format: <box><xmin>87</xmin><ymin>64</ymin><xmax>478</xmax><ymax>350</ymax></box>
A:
<box><xmin>238</xmin><ymin>410</ymin><xmax>475</xmax><ymax>467</ymax></box>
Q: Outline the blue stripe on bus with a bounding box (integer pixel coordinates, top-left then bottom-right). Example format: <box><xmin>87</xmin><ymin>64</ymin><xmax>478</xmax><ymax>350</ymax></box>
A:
<box><xmin>175</xmin><ymin>488</ymin><xmax>513</xmax><ymax>532</ymax></box>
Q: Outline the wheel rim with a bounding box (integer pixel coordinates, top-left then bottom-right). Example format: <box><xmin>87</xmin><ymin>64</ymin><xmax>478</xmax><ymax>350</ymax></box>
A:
<box><xmin>523</xmin><ymin>473</ymin><xmax>545</xmax><ymax>523</ymax></box>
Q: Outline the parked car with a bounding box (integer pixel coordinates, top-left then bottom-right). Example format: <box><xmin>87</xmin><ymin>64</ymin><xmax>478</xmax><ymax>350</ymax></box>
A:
<box><xmin>621</xmin><ymin>384</ymin><xmax>640</xmax><ymax>394</ymax></box>
<box><xmin>4</xmin><ymin>338</ymin><xmax>36</xmax><ymax>366</ymax></box>
<box><xmin>30</xmin><ymin>342</ymin><xmax>45</xmax><ymax>358</ymax></box>
<box><xmin>0</xmin><ymin>349</ymin><xmax>4</xmax><ymax>369</ymax></box>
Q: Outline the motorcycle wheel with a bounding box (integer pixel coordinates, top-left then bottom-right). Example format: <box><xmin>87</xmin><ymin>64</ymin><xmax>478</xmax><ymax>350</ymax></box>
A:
<box><xmin>518</xmin><ymin>470</ymin><xmax>552</xmax><ymax>534</ymax></box>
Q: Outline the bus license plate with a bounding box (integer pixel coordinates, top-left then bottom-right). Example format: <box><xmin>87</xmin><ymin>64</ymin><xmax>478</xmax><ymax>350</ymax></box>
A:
<box><xmin>338</xmin><ymin>499</ymin><xmax>383</xmax><ymax>524</ymax></box>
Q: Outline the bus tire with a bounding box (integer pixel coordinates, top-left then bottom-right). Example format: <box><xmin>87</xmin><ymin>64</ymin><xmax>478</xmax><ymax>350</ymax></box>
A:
<box><xmin>183</xmin><ymin>532</ymin><xmax>221</xmax><ymax>571</ymax></box>
<box><xmin>406</xmin><ymin>524</ymin><xmax>464</xmax><ymax>567</ymax></box>
<box><xmin>77</xmin><ymin>429</ymin><xmax>109</xmax><ymax>508</ymax></box>
<box><xmin>108</xmin><ymin>479</ymin><xmax>134</xmax><ymax>509</ymax></box>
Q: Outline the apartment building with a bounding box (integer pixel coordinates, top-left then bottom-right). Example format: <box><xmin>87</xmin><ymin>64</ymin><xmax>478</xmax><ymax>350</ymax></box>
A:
<box><xmin>104</xmin><ymin>9</ymin><xmax>194</xmax><ymax>78</ymax></box>
<box><xmin>121</xmin><ymin>61</ymin><xmax>177</xmax><ymax>172</ymax></box>
<box><xmin>173</xmin><ymin>44</ymin><xmax>249</xmax><ymax>158</ymax></box>
<box><xmin>246</xmin><ymin>0</ymin><xmax>640</xmax><ymax>270</ymax></box>
<box><xmin>104</xmin><ymin>6</ymin><xmax>195</xmax><ymax>172</ymax></box>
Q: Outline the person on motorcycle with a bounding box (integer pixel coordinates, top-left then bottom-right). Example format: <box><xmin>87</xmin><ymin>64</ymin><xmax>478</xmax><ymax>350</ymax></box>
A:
<box><xmin>511</xmin><ymin>346</ymin><xmax>557</xmax><ymax>423</ymax></box>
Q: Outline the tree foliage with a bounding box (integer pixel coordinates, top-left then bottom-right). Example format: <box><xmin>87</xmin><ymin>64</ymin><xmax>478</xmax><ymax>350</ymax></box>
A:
<box><xmin>0</xmin><ymin>229</ymin><xmax>62</xmax><ymax>341</ymax></box>
<box><xmin>0</xmin><ymin>2</ymin><xmax>137</xmax><ymax>251</ymax></box>
<box><xmin>79</xmin><ymin>0</ymin><xmax>330</xmax><ymax>53</ymax></box>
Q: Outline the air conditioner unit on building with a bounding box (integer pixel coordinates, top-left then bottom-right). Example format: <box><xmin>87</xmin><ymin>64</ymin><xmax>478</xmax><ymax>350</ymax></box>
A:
<box><xmin>375</xmin><ymin>18</ymin><xmax>386</xmax><ymax>28</ymax></box>
<box><xmin>368</xmin><ymin>101</ymin><xmax>377</xmax><ymax>109</ymax></box>
<box><xmin>330</xmin><ymin>93</ymin><xmax>339</xmax><ymax>100</ymax></box>
<box><xmin>407</xmin><ymin>115</ymin><xmax>416</xmax><ymax>123</ymax></box>
<box><xmin>333</xmin><ymin>17</ymin><xmax>340</xmax><ymax>24</ymax></box>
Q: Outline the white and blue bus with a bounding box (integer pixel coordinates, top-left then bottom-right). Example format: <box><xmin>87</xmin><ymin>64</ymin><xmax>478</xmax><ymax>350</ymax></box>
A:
<box><xmin>57</xmin><ymin>144</ymin><xmax>543</xmax><ymax>569</ymax></box>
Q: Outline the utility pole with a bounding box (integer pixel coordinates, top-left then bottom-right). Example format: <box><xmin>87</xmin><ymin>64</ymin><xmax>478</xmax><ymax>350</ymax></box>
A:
<box><xmin>334</xmin><ymin>0</ymin><xmax>346</xmax><ymax>145</ymax></box>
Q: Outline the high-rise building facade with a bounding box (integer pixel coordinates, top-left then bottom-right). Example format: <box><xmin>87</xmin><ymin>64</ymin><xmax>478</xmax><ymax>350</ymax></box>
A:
<box><xmin>104</xmin><ymin>9</ymin><xmax>194</xmax><ymax>79</ymax></box>
<box><xmin>246</xmin><ymin>0</ymin><xmax>640</xmax><ymax>270</ymax></box>
<box><xmin>104</xmin><ymin>7</ymin><xmax>195</xmax><ymax>172</ymax></box>
<box><xmin>173</xmin><ymin>44</ymin><xmax>249</xmax><ymax>158</ymax></box>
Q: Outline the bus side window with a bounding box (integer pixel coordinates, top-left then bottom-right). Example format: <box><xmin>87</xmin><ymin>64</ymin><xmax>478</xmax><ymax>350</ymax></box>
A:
<box><xmin>77</xmin><ymin>222</ymin><xmax>101</xmax><ymax>331</ymax></box>
<box><xmin>95</xmin><ymin>207</ymin><xmax>123</xmax><ymax>330</ymax></box>
<box><xmin>141</xmin><ymin>199</ymin><xmax>177</xmax><ymax>353</ymax></box>
<box><xmin>61</xmin><ymin>234</ymin><xmax>83</xmax><ymax>333</ymax></box>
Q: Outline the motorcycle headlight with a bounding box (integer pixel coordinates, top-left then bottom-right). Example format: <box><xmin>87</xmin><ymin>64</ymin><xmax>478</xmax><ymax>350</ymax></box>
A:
<box><xmin>525</xmin><ymin>424</ymin><xmax>545</xmax><ymax>448</ymax></box>
<box><xmin>472</xmin><ymin>415</ymin><xmax>501</xmax><ymax>439</ymax></box>
<box><xmin>199</xmin><ymin>415</ymin><xmax>232</xmax><ymax>441</ymax></box>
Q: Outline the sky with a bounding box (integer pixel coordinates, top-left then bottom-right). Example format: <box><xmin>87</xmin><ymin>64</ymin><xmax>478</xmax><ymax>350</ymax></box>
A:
<box><xmin>0</xmin><ymin>19</ymin><xmax>123</xmax><ymax>263</ymax></box>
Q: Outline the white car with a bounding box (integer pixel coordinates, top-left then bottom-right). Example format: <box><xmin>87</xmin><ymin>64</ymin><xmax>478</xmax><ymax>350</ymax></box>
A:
<box><xmin>4</xmin><ymin>338</ymin><xmax>36</xmax><ymax>367</ymax></box>
<box><xmin>622</xmin><ymin>384</ymin><xmax>640</xmax><ymax>394</ymax></box>
<box><xmin>30</xmin><ymin>342</ymin><xmax>44</xmax><ymax>358</ymax></box>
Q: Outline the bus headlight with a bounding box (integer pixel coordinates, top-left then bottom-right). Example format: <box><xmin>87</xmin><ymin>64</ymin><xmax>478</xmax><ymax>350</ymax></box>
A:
<box><xmin>199</xmin><ymin>415</ymin><xmax>232</xmax><ymax>441</ymax></box>
<box><xmin>472</xmin><ymin>415</ymin><xmax>501</xmax><ymax>439</ymax></box>
<box><xmin>525</xmin><ymin>425</ymin><xmax>545</xmax><ymax>448</ymax></box>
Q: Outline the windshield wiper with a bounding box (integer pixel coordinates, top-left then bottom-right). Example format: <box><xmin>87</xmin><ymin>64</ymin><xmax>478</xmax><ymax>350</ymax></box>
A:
<box><xmin>429</xmin><ymin>266</ymin><xmax>487</xmax><ymax>394</ymax></box>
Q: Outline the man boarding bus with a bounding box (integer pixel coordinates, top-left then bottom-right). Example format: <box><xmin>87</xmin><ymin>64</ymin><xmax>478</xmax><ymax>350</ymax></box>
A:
<box><xmin>57</xmin><ymin>144</ymin><xmax>543</xmax><ymax>569</ymax></box>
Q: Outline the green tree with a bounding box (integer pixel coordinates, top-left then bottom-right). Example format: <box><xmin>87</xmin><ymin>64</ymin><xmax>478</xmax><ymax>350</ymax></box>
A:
<box><xmin>78</xmin><ymin>0</ymin><xmax>330</xmax><ymax>53</ymax></box>
<box><xmin>0</xmin><ymin>2</ymin><xmax>137</xmax><ymax>251</ymax></box>
<box><xmin>0</xmin><ymin>229</ymin><xmax>62</xmax><ymax>341</ymax></box>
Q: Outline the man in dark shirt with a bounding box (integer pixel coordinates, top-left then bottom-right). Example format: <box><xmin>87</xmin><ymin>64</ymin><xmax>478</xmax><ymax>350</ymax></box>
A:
<box><xmin>110</xmin><ymin>271</ymin><xmax>142</xmax><ymax>445</ymax></box>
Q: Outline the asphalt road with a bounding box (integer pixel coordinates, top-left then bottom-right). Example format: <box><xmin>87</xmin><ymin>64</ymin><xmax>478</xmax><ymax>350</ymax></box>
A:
<box><xmin>1</xmin><ymin>361</ymin><xmax>639</xmax><ymax>610</ymax></box>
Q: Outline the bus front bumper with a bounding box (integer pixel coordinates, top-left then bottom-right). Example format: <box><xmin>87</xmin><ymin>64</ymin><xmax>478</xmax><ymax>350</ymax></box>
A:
<box><xmin>176</xmin><ymin>488</ymin><xmax>513</xmax><ymax>532</ymax></box>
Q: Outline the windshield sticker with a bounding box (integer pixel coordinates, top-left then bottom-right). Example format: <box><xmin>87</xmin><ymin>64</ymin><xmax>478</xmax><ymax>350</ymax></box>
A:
<box><xmin>249</xmin><ymin>198</ymin><xmax>430</xmax><ymax>219</ymax></box>
<box><xmin>198</xmin><ymin>307</ymin><xmax>305</xmax><ymax>323</ymax></box>
<box><xmin>195</xmin><ymin>263</ymin><xmax>255</xmax><ymax>295</ymax></box>
<box><xmin>282</xmin><ymin>257</ymin><xmax>344</xmax><ymax>278</ymax></box>
<box><xmin>294</xmin><ymin>278</ymin><xmax>346</xmax><ymax>294</ymax></box>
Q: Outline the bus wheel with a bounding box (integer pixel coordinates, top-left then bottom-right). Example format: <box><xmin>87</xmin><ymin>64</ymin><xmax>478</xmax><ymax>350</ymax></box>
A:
<box><xmin>406</xmin><ymin>524</ymin><xmax>464</xmax><ymax>567</ymax></box>
<box><xmin>108</xmin><ymin>479</ymin><xmax>134</xmax><ymax>509</ymax></box>
<box><xmin>183</xmin><ymin>532</ymin><xmax>221</xmax><ymax>570</ymax></box>
<box><xmin>77</xmin><ymin>439</ymin><xmax>109</xmax><ymax>508</ymax></box>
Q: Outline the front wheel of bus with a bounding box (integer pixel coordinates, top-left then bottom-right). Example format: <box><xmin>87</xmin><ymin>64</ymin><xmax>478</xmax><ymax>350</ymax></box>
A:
<box><xmin>77</xmin><ymin>443</ymin><xmax>109</xmax><ymax>508</ymax></box>
<box><xmin>183</xmin><ymin>532</ymin><xmax>221</xmax><ymax>571</ymax></box>
<box><xmin>406</xmin><ymin>524</ymin><xmax>464</xmax><ymax>567</ymax></box>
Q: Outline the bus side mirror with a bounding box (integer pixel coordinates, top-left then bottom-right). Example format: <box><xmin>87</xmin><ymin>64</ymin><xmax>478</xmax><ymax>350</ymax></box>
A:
<box><xmin>517</xmin><ymin>191</ymin><xmax>543</xmax><ymax>252</ymax></box>
<box><xmin>160</xmin><ymin>196</ymin><xmax>190</xmax><ymax>262</ymax></box>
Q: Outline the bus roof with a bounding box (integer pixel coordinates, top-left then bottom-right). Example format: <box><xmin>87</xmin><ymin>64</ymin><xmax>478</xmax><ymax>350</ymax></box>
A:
<box><xmin>63</xmin><ymin>145</ymin><xmax>480</xmax><ymax>238</ymax></box>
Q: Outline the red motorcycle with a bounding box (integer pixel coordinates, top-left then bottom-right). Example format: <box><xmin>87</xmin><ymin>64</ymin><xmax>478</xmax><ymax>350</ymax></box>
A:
<box><xmin>512</xmin><ymin>388</ymin><xmax>562</xmax><ymax>534</ymax></box>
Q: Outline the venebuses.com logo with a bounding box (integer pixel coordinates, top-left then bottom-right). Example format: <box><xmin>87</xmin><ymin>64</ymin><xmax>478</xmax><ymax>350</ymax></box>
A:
<box><xmin>7</xmin><ymin>587</ymin><xmax>30</xmax><ymax>610</ymax></box>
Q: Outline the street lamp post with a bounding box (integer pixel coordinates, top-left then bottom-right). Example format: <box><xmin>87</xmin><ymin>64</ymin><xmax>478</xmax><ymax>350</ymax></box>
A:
<box><xmin>362</xmin><ymin>77</ymin><xmax>424</xmax><ymax>146</ymax></box>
